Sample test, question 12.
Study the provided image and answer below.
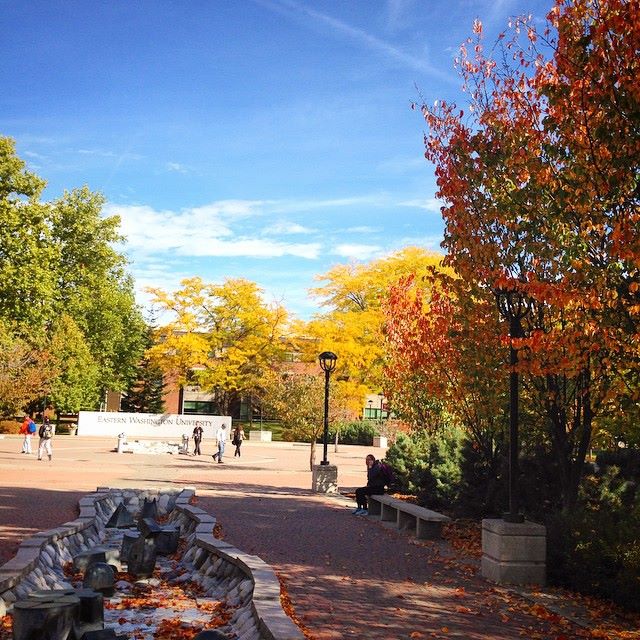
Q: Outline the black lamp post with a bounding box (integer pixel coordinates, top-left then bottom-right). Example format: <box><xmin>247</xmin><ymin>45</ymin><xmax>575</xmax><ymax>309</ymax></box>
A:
<box><xmin>495</xmin><ymin>288</ymin><xmax>530</xmax><ymax>524</ymax></box>
<box><xmin>318</xmin><ymin>351</ymin><xmax>337</xmax><ymax>465</ymax></box>
<box><xmin>367</xmin><ymin>399</ymin><xmax>373</xmax><ymax>419</ymax></box>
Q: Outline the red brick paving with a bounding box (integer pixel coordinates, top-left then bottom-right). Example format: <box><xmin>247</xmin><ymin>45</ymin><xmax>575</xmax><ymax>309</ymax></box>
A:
<box><xmin>0</xmin><ymin>434</ymin><xmax>619</xmax><ymax>639</ymax></box>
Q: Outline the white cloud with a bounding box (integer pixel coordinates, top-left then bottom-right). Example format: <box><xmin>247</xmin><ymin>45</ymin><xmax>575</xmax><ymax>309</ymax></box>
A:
<box><xmin>268</xmin><ymin>193</ymin><xmax>389</xmax><ymax>213</ymax></box>
<box><xmin>23</xmin><ymin>150</ymin><xmax>47</xmax><ymax>161</ymax></box>
<box><xmin>396</xmin><ymin>234</ymin><xmax>444</xmax><ymax>250</ymax></box>
<box><xmin>399</xmin><ymin>197</ymin><xmax>443</xmax><ymax>213</ymax></box>
<box><xmin>345</xmin><ymin>225</ymin><xmax>378</xmax><ymax>233</ymax></box>
<box><xmin>166</xmin><ymin>162</ymin><xmax>189</xmax><ymax>174</ymax></box>
<box><xmin>189</xmin><ymin>238</ymin><xmax>321</xmax><ymax>259</ymax></box>
<box><xmin>78</xmin><ymin>148</ymin><xmax>117</xmax><ymax>157</ymax></box>
<box><xmin>331</xmin><ymin>243</ymin><xmax>382</xmax><ymax>261</ymax></box>
<box><xmin>263</xmin><ymin>221</ymin><xmax>315</xmax><ymax>235</ymax></box>
<box><xmin>106</xmin><ymin>201</ymin><xmax>320</xmax><ymax>260</ymax></box>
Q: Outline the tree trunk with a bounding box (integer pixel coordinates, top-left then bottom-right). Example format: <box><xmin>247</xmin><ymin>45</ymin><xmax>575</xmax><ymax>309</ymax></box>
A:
<box><xmin>309</xmin><ymin>440</ymin><xmax>316</xmax><ymax>471</ymax></box>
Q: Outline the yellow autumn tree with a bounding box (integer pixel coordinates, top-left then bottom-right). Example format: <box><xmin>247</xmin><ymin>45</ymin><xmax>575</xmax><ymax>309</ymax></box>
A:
<box><xmin>147</xmin><ymin>277</ymin><xmax>288</xmax><ymax>414</ymax></box>
<box><xmin>303</xmin><ymin>247</ymin><xmax>450</xmax><ymax>411</ymax></box>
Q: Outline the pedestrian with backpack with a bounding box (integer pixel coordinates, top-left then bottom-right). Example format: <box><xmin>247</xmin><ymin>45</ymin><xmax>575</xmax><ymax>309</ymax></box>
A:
<box><xmin>37</xmin><ymin>416</ymin><xmax>54</xmax><ymax>461</ymax></box>
<box><xmin>353</xmin><ymin>454</ymin><xmax>389</xmax><ymax>515</ymax></box>
<box><xmin>19</xmin><ymin>415</ymin><xmax>36</xmax><ymax>454</ymax></box>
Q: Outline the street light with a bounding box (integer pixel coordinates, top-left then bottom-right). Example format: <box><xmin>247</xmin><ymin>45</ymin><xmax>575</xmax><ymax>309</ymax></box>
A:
<box><xmin>367</xmin><ymin>399</ymin><xmax>373</xmax><ymax>419</ymax></box>
<box><xmin>495</xmin><ymin>287</ymin><xmax>531</xmax><ymax>524</ymax></box>
<box><xmin>318</xmin><ymin>351</ymin><xmax>338</xmax><ymax>465</ymax></box>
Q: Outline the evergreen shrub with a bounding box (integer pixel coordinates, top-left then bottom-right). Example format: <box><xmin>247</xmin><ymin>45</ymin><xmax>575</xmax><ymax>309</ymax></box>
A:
<box><xmin>328</xmin><ymin>421</ymin><xmax>377</xmax><ymax>445</ymax></box>
<box><xmin>546</xmin><ymin>464</ymin><xmax>640</xmax><ymax>611</ymax></box>
<box><xmin>385</xmin><ymin>427</ymin><xmax>465</xmax><ymax>509</ymax></box>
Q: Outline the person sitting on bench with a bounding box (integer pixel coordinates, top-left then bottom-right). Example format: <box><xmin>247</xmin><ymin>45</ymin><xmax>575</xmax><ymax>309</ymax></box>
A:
<box><xmin>353</xmin><ymin>454</ymin><xmax>386</xmax><ymax>515</ymax></box>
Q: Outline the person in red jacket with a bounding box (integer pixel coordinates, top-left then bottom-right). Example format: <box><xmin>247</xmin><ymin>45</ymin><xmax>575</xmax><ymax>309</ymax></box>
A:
<box><xmin>20</xmin><ymin>415</ymin><xmax>35</xmax><ymax>454</ymax></box>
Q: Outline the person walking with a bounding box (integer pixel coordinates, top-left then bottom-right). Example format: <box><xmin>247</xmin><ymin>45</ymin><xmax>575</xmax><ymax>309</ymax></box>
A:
<box><xmin>232</xmin><ymin>425</ymin><xmax>245</xmax><ymax>457</ymax></box>
<box><xmin>37</xmin><ymin>416</ymin><xmax>54</xmax><ymax>461</ymax></box>
<box><xmin>212</xmin><ymin>423</ymin><xmax>228</xmax><ymax>463</ymax></box>
<box><xmin>20</xmin><ymin>415</ymin><xmax>35</xmax><ymax>454</ymax></box>
<box><xmin>353</xmin><ymin>454</ymin><xmax>386</xmax><ymax>515</ymax></box>
<box><xmin>192</xmin><ymin>421</ymin><xmax>204</xmax><ymax>455</ymax></box>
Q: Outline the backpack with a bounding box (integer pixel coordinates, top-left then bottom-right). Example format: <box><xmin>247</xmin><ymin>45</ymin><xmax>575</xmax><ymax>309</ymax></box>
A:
<box><xmin>379</xmin><ymin>461</ymin><xmax>395</xmax><ymax>487</ymax></box>
<box><xmin>40</xmin><ymin>424</ymin><xmax>53</xmax><ymax>439</ymax></box>
<box><xmin>27</xmin><ymin>421</ymin><xmax>36</xmax><ymax>434</ymax></box>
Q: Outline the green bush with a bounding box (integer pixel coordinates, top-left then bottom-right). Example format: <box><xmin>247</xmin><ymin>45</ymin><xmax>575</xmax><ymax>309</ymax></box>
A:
<box><xmin>328</xmin><ymin>420</ymin><xmax>377</xmax><ymax>446</ymax></box>
<box><xmin>546</xmin><ymin>465</ymin><xmax>640</xmax><ymax>611</ymax></box>
<box><xmin>596</xmin><ymin>449</ymin><xmax>640</xmax><ymax>479</ymax></box>
<box><xmin>455</xmin><ymin>438</ymin><xmax>505</xmax><ymax>518</ymax></box>
<box><xmin>385</xmin><ymin>427</ymin><xmax>465</xmax><ymax>510</ymax></box>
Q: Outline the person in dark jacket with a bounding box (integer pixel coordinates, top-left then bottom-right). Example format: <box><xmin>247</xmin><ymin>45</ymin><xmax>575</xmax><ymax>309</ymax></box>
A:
<box><xmin>353</xmin><ymin>454</ymin><xmax>386</xmax><ymax>515</ymax></box>
<box><xmin>192</xmin><ymin>422</ymin><xmax>204</xmax><ymax>455</ymax></box>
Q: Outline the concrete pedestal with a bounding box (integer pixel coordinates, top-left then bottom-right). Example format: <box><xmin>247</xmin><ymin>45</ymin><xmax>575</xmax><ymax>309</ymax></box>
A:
<box><xmin>373</xmin><ymin>436</ymin><xmax>387</xmax><ymax>448</ymax></box>
<box><xmin>249</xmin><ymin>430</ymin><xmax>272</xmax><ymax>442</ymax></box>
<box><xmin>312</xmin><ymin>464</ymin><xmax>338</xmax><ymax>493</ymax></box>
<box><xmin>481</xmin><ymin>518</ymin><xmax>546</xmax><ymax>585</ymax></box>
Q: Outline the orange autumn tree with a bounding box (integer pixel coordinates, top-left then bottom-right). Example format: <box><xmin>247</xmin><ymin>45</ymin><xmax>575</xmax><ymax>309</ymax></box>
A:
<box><xmin>384</xmin><ymin>272</ymin><xmax>507</xmax><ymax>472</ymax></box>
<box><xmin>417</xmin><ymin>0</ymin><xmax>639</xmax><ymax>510</ymax></box>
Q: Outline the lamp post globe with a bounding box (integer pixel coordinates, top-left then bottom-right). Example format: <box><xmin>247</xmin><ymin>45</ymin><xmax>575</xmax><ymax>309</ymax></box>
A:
<box><xmin>318</xmin><ymin>352</ymin><xmax>337</xmax><ymax>465</ymax></box>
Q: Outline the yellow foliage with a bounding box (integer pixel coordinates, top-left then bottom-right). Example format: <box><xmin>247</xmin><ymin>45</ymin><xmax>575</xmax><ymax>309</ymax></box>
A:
<box><xmin>145</xmin><ymin>277</ymin><xmax>288</xmax><ymax>397</ymax></box>
<box><xmin>304</xmin><ymin>247</ymin><xmax>449</xmax><ymax>399</ymax></box>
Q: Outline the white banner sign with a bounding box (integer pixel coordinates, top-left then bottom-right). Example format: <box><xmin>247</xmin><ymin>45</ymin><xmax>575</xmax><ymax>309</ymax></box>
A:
<box><xmin>77</xmin><ymin>411</ymin><xmax>231</xmax><ymax>438</ymax></box>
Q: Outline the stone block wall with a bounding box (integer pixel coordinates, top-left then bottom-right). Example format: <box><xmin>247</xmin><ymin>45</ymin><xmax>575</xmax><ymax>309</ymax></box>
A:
<box><xmin>0</xmin><ymin>487</ymin><xmax>303</xmax><ymax>639</ymax></box>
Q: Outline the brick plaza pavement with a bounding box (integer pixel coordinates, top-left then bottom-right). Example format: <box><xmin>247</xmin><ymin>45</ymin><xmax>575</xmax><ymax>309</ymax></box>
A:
<box><xmin>0</xmin><ymin>433</ymin><xmax>630</xmax><ymax>639</ymax></box>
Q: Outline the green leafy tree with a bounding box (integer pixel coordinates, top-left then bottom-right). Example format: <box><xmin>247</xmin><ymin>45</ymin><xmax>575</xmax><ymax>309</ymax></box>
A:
<box><xmin>121</xmin><ymin>327</ymin><xmax>166</xmax><ymax>413</ymax></box>
<box><xmin>0</xmin><ymin>137</ymin><xmax>56</xmax><ymax>332</ymax></box>
<box><xmin>47</xmin><ymin>314</ymin><xmax>100</xmax><ymax>413</ymax></box>
<box><xmin>262</xmin><ymin>371</ymin><xmax>325</xmax><ymax>470</ymax></box>
<box><xmin>0</xmin><ymin>136</ymin><xmax>146</xmax><ymax>413</ymax></box>
<box><xmin>51</xmin><ymin>188</ymin><xmax>146</xmax><ymax>393</ymax></box>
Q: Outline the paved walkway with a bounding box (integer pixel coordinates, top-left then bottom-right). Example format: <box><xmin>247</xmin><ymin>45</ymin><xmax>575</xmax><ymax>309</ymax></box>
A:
<box><xmin>0</xmin><ymin>434</ymin><xmax>636</xmax><ymax>639</ymax></box>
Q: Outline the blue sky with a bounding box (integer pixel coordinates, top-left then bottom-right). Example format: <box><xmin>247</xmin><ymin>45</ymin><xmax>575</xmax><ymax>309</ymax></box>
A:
<box><xmin>1</xmin><ymin>0</ymin><xmax>552</xmax><ymax>319</ymax></box>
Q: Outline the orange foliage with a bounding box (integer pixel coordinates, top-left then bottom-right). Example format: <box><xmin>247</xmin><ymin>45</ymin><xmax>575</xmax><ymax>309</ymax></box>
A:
<box><xmin>278</xmin><ymin>573</ymin><xmax>315</xmax><ymax>640</ymax></box>
<box><xmin>412</xmin><ymin>0</ymin><xmax>640</xmax><ymax>508</ymax></box>
<box><xmin>384</xmin><ymin>272</ymin><xmax>506</xmax><ymax>464</ymax></box>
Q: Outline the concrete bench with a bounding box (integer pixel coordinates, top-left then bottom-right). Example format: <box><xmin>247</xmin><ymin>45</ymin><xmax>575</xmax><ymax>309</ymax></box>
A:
<box><xmin>367</xmin><ymin>494</ymin><xmax>450</xmax><ymax>540</ymax></box>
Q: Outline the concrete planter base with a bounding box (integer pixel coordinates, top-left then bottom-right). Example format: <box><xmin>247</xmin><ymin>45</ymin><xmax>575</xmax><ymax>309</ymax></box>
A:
<box><xmin>249</xmin><ymin>430</ymin><xmax>272</xmax><ymax>442</ymax></box>
<box><xmin>312</xmin><ymin>464</ymin><xmax>338</xmax><ymax>493</ymax></box>
<box><xmin>481</xmin><ymin>518</ymin><xmax>546</xmax><ymax>586</ymax></box>
<box><xmin>373</xmin><ymin>436</ymin><xmax>387</xmax><ymax>448</ymax></box>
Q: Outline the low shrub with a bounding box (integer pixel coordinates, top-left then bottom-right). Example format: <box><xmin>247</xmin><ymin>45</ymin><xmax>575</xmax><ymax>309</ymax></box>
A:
<box><xmin>455</xmin><ymin>438</ymin><xmax>505</xmax><ymax>518</ymax></box>
<box><xmin>0</xmin><ymin>419</ymin><xmax>20</xmax><ymax>434</ymax></box>
<box><xmin>546</xmin><ymin>464</ymin><xmax>640</xmax><ymax>611</ymax></box>
<box><xmin>329</xmin><ymin>420</ymin><xmax>377</xmax><ymax>446</ymax></box>
<box><xmin>596</xmin><ymin>449</ymin><xmax>640</xmax><ymax>479</ymax></box>
<box><xmin>385</xmin><ymin>427</ymin><xmax>465</xmax><ymax>510</ymax></box>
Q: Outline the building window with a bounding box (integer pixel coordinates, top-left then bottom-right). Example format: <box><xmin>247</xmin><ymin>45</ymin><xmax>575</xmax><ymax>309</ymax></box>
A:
<box><xmin>183</xmin><ymin>401</ymin><xmax>217</xmax><ymax>415</ymax></box>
